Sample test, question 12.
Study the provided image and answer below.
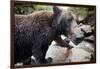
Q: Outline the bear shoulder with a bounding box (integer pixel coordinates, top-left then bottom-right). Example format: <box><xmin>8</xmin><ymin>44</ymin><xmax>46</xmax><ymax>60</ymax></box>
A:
<box><xmin>31</xmin><ymin>11</ymin><xmax>53</xmax><ymax>26</ymax></box>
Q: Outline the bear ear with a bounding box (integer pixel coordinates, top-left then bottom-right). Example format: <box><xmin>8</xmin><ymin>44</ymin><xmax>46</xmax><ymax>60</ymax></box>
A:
<box><xmin>53</xmin><ymin>6</ymin><xmax>62</xmax><ymax>16</ymax></box>
<box><xmin>52</xmin><ymin>6</ymin><xmax>62</xmax><ymax>28</ymax></box>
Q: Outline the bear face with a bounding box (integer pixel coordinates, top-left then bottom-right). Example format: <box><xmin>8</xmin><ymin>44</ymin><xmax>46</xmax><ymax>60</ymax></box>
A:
<box><xmin>52</xmin><ymin>6</ymin><xmax>84</xmax><ymax>45</ymax></box>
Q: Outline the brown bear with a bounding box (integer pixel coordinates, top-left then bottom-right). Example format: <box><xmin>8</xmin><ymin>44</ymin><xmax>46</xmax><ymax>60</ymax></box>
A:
<box><xmin>15</xmin><ymin>6</ymin><xmax>83</xmax><ymax>65</ymax></box>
